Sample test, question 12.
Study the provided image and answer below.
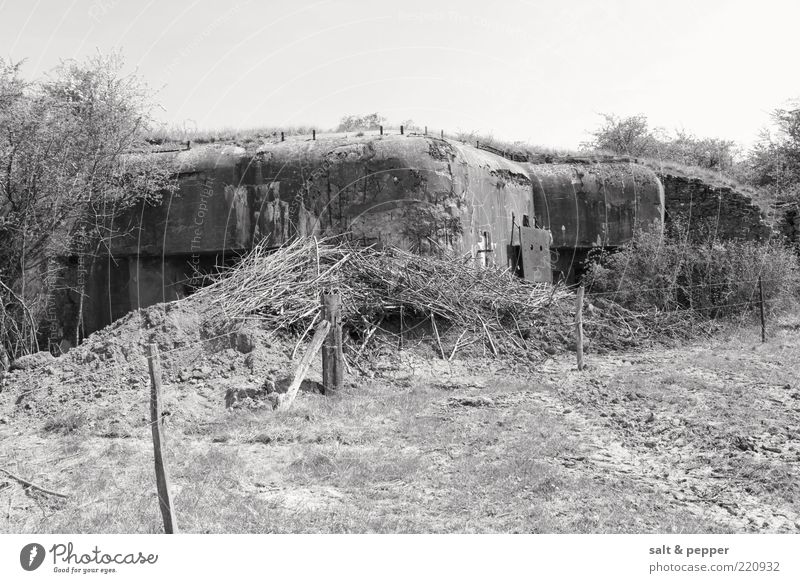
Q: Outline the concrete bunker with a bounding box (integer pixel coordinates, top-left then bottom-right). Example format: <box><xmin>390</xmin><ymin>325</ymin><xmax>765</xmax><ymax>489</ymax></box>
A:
<box><xmin>58</xmin><ymin>133</ymin><xmax>665</xmax><ymax>340</ymax></box>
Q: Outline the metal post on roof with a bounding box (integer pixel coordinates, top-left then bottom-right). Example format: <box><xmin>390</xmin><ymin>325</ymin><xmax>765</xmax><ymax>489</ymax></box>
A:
<box><xmin>400</xmin><ymin>125</ymin><xmax>404</xmax><ymax>135</ymax></box>
<box><xmin>312</xmin><ymin>129</ymin><xmax>316</xmax><ymax>140</ymax></box>
<box><xmin>380</xmin><ymin>125</ymin><xmax>383</xmax><ymax>136</ymax></box>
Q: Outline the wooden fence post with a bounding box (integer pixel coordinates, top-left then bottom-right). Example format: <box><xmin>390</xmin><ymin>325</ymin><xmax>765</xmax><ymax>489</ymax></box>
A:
<box><xmin>146</xmin><ymin>343</ymin><xmax>178</xmax><ymax>534</ymax></box>
<box><xmin>759</xmin><ymin>275</ymin><xmax>766</xmax><ymax>343</ymax></box>
<box><xmin>322</xmin><ymin>292</ymin><xmax>343</xmax><ymax>395</ymax></box>
<box><xmin>575</xmin><ymin>286</ymin><xmax>585</xmax><ymax>371</ymax></box>
<box><xmin>399</xmin><ymin>305</ymin><xmax>405</xmax><ymax>350</ymax></box>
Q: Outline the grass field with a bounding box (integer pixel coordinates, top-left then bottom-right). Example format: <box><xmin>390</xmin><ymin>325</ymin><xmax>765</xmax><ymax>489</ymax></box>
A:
<box><xmin>1</xmin><ymin>315</ymin><xmax>799</xmax><ymax>534</ymax></box>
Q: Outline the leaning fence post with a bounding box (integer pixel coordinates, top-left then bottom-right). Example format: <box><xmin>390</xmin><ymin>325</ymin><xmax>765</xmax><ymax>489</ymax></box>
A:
<box><xmin>322</xmin><ymin>292</ymin><xmax>343</xmax><ymax>394</ymax></box>
<box><xmin>575</xmin><ymin>285</ymin><xmax>585</xmax><ymax>370</ymax></box>
<box><xmin>759</xmin><ymin>276</ymin><xmax>766</xmax><ymax>343</ymax></box>
<box><xmin>279</xmin><ymin>320</ymin><xmax>331</xmax><ymax>410</ymax></box>
<box><xmin>146</xmin><ymin>343</ymin><xmax>178</xmax><ymax>534</ymax></box>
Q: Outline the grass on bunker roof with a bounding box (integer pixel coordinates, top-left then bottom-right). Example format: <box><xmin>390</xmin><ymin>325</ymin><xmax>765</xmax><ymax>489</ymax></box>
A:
<box><xmin>145</xmin><ymin>123</ymin><xmax>770</xmax><ymax>214</ymax></box>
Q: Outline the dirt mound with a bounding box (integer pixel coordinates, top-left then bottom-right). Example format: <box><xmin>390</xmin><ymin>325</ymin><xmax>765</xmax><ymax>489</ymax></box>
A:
<box><xmin>0</xmin><ymin>301</ymin><xmax>295</xmax><ymax>436</ymax></box>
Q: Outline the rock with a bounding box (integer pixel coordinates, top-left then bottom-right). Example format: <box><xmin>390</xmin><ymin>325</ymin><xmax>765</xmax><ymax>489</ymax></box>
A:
<box><xmin>732</xmin><ymin>435</ymin><xmax>757</xmax><ymax>451</ymax></box>
<box><xmin>10</xmin><ymin>351</ymin><xmax>55</xmax><ymax>371</ymax></box>
<box><xmin>644</xmin><ymin>411</ymin><xmax>655</xmax><ymax>423</ymax></box>
<box><xmin>192</xmin><ymin>365</ymin><xmax>212</xmax><ymax>379</ymax></box>
<box><xmin>224</xmin><ymin>386</ymin><xmax>270</xmax><ymax>409</ymax></box>
<box><xmin>234</xmin><ymin>332</ymin><xmax>256</xmax><ymax>354</ymax></box>
<box><xmin>272</xmin><ymin>377</ymin><xmax>324</xmax><ymax>395</ymax></box>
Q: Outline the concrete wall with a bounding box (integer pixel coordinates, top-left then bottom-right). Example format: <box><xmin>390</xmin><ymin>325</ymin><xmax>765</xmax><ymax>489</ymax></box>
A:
<box><xmin>111</xmin><ymin>135</ymin><xmax>538</xmax><ymax>267</ymax></box>
<box><xmin>529</xmin><ymin>161</ymin><xmax>664</xmax><ymax>248</ymax></box>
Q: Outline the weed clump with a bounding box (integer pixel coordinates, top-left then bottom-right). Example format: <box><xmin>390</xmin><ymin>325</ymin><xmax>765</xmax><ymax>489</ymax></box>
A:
<box><xmin>42</xmin><ymin>412</ymin><xmax>86</xmax><ymax>434</ymax></box>
<box><xmin>584</xmin><ymin>227</ymin><xmax>800</xmax><ymax>319</ymax></box>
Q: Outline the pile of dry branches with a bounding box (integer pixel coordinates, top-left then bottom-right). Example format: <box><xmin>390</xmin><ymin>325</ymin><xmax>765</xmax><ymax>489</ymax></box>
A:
<box><xmin>191</xmin><ymin>238</ymin><xmax>351</xmax><ymax>329</ymax></box>
<box><xmin>190</xmin><ymin>237</ymin><xmax>572</xmax><ymax>355</ymax></box>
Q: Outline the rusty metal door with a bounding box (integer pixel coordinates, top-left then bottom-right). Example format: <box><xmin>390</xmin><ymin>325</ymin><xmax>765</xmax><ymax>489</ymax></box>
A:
<box><xmin>519</xmin><ymin>226</ymin><xmax>552</xmax><ymax>283</ymax></box>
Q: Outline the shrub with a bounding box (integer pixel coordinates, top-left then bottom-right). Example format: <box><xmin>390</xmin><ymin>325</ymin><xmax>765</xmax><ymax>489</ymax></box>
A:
<box><xmin>584</xmin><ymin>227</ymin><xmax>800</xmax><ymax>319</ymax></box>
<box><xmin>583</xmin><ymin>113</ymin><xmax>738</xmax><ymax>171</ymax></box>
<box><xmin>336</xmin><ymin>113</ymin><xmax>386</xmax><ymax>132</ymax></box>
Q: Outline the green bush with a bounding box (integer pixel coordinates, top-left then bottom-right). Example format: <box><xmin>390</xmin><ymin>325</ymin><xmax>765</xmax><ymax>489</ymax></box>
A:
<box><xmin>584</xmin><ymin>228</ymin><xmax>800</xmax><ymax>319</ymax></box>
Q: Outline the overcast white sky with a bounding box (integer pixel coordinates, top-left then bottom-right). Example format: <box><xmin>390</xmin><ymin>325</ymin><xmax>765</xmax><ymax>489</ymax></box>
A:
<box><xmin>2</xmin><ymin>0</ymin><xmax>799</xmax><ymax>149</ymax></box>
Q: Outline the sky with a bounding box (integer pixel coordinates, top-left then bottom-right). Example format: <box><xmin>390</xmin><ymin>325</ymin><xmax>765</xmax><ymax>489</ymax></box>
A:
<box><xmin>2</xmin><ymin>0</ymin><xmax>799</xmax><ymax>149</ymax></box>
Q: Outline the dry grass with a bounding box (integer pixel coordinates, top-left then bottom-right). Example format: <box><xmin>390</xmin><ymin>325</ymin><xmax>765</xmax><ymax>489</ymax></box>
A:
<box><xmin>3</xmin><ymin>311</ymin><xmax>799</xmax><ymax>534</ymax></box>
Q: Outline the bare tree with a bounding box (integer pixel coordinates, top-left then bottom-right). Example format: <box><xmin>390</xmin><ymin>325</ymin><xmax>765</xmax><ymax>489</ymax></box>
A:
<box><xmin>0</xmin><ymin>53</ymin><xmax>175</xmax><ymax>358</ymax></box>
